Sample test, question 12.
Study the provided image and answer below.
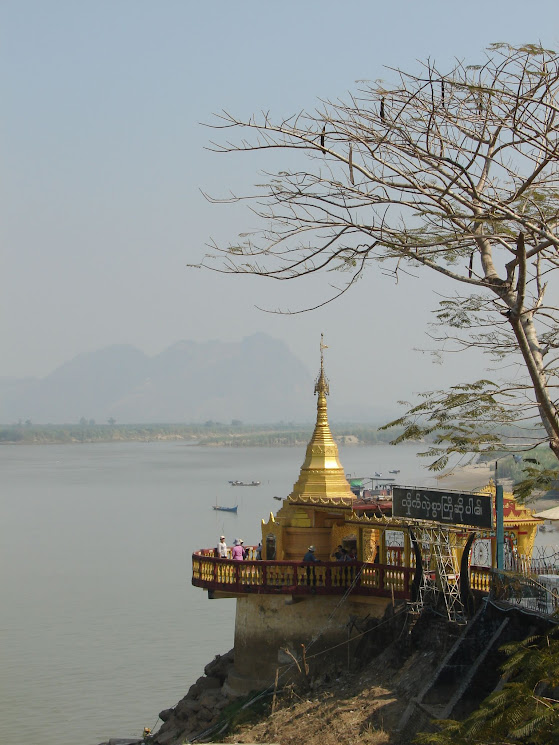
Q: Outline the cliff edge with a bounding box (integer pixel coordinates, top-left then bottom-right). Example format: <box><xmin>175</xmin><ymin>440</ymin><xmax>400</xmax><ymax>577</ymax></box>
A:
<box><xmin>146</xmin><ymin>607</ymin><xmax>457</xmax><ymax>745</ymax></box>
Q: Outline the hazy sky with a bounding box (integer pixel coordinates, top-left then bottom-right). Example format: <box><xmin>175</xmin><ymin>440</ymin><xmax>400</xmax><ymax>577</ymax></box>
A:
<box><xmin>3</xmin><ymin>1</ymin><xmax>559</xmax><ymax>411</ymax></box>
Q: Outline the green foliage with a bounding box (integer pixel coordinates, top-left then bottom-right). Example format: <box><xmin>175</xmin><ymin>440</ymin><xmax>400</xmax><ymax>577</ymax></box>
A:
<box><xmin>416</xmin><ymin>628</ymin><xmax>559</xmax><ymax>744</ymax></box>
<box><xmin>489</xmin><ymin>41</ymin><xmax>557</xmax><ymax>55</ymax></box>
<box><xmin>381</xmin><ymin>382</ymin><xmax>559</xmax><ymax>500</ymax></box>
<box><xmin>513</xmin><ymin>464</ymin><xmax>559</xmax><ymax>503</ymax></box>
<box><xmin>435</xmin><ymin>296</ymin><xmax>487</xmax><ymax>329</ymax></box>
<box><xmin>382</xmin><ymin>380</ymin><xmax>514</xmax><ymax>471</ymax></box>
<box><xmin>477</xmin><ymin>447</ymin><xmax>559</xmax><ymax>501</ymax></box>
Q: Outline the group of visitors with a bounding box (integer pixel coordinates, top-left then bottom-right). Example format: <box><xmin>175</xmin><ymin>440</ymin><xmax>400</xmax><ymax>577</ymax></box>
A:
<box><xmin>303</xmin><ymin>545</ymin><xmax>358</xmax><ymax>562</ymax></box>
<box><xmin>217</xmin><ymin>537</ymin><xmax>357</xmax><ymax>562</ymax></box>
<box><xmin>216</xmin><ymin>536</ymin><xmax>263</xmax><ymax>561</ymax></box>
<box><xmin>331</xmin><ymin>544</ymin><xmax>357</xmax><ymax>561</ymax></box>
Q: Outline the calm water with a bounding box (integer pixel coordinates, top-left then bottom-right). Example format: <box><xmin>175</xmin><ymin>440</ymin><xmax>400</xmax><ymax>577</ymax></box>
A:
<box><xmin>0</xmin><ymin>441</ymin><xmax>435</xmax><ymax>745</ymax></box>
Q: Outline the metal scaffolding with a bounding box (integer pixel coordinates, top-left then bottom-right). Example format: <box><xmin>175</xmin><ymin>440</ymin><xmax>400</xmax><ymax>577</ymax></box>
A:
<box><xmin>409</xmin><ymin>524</ymin><xmax>467</xmax><ymax>623</ymax></box>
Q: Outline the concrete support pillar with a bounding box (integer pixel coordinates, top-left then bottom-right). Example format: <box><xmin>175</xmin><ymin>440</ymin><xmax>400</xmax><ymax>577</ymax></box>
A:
<box><xmin>225</xmin><ymin>594</ymin><xmax>391</xmax><ymax>696</ymax></box>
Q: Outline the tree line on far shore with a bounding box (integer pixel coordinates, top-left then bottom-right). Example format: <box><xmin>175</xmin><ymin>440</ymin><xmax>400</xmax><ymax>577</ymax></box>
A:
<box><xmin>0</xmin><ymin>421</ymin><xmax>401</xmax><ymax>447</ymax></box>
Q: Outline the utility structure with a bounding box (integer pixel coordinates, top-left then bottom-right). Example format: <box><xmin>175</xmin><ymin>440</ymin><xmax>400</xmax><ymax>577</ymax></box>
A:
<box><xmin>408</xmin><ymin>524</ymin><xmax>468</xmax><ymax>624</ymax></box>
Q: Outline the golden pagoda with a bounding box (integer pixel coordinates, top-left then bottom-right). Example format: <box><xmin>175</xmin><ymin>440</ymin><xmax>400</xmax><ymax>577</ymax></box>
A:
<box><xmin>191</xmin><ymin>336</ymin><xmax>545</xmax><ymax>696</ymax></box>
<box><xmin>288</xmin><ymin>334</ymin><xmax>355</xmax><ymax>504</ymax></box>
<box><xmin>261</xmin><ymin>335</ymin><xmax>356</xmax><ymax>562</ymax></box>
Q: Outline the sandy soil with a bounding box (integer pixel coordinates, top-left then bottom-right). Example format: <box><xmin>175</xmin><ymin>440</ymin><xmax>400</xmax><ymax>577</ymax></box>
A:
<box><xmin>219</xmin><ymin>639</ymin><xmax>442</xmax><ymax>745</ymax></box>
<box><xmin>435</xmin><ymin>462</ymin><xmax>497</xmax><ymax>492</ymax></box>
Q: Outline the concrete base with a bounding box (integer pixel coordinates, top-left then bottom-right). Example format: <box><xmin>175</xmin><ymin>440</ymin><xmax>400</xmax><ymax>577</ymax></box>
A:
<box><xmin>226</xmin><ymin>594</ymin><xmax>392</xmax><ymax>696</ymax></box>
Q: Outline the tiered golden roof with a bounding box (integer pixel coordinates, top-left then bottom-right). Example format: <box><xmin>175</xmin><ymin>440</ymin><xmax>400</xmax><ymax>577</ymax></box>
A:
<box><xmin>287</xmin><ymin>336</ymin><xmax>354</xmax><ymax>504</ymax></box>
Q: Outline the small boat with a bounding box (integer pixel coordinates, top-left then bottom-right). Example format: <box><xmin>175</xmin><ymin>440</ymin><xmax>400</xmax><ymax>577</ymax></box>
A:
<box><xmin>213</xmin><ymin>504</ymin><xmax>238</xmax><ymax>513</ymax></box>
<box><xmin>230</xmin><ymin>480</ymin><xmax>261</xmax><ymax>486</ymax></box>
<box><xmin>273</xmin><ymin>496</ymin><xmax>282</xmax><ymax>501</ymax></box>
<box><xmin>389</xmin><ymin>469</ymin><xmax>400</xmax><ymax>474</ymax></box>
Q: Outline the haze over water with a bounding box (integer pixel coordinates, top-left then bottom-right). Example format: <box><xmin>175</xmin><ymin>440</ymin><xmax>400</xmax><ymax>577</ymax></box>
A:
<box><xmin>1</xmin><ymin>441</ymin><xmax>436</xmax><ymax>745</ymax></box>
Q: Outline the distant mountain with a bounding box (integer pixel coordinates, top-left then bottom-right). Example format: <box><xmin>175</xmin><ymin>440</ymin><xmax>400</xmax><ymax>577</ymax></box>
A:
<box><xmin>0</xmin><ymin>334</ymin><xmax>317</xmax><ymax>425</ymax></box>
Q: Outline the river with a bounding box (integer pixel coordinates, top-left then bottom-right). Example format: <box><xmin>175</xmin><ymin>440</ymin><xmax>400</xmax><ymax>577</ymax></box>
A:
<box><xmin>0</xmin><ymin>441</ymin><xmax>437</xmax><ymax>745</ymax></box>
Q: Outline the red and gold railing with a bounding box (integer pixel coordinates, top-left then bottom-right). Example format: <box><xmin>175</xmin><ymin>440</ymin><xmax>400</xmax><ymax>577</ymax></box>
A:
<box><xmin>192</xmin><ymin>547</ymin><xmax>414</xmax><ymax>598</ymax></box>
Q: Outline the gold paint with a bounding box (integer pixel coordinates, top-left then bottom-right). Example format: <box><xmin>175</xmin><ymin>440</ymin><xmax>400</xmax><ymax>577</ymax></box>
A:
<box><xmin>476</xmin><ymin>481</ymin><xmax>542</xmax><ymax>558</ymax></box>
<box><xmin>362</xmin><ymin>527</ymin><xmax>380</xmax><ymax>563</ymax></box>
<box><xmin>291</xmin><ymin>508</ymin><xmax>312</xmax><ymax>527</ymax></box>
<box><xmin>261</xmin><ymin>512</ymin><xmax>283</xmax><ymax>560</ymax></box>
<box><xmin>288</xmin><ymin>494</ymin><xmax>354</xmax><ymax>507</ymax></box>
<box><xmin>287</xmin><ymin>336</ymin><xmax>354</xmax><ymax>504</ymax></box>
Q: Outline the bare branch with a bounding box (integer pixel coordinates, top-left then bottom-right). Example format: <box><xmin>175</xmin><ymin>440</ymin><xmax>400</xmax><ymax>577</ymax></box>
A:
<box><xmin>201</xmin><ymin>42</ymin><xmax>559</xmax><ymax>474</ymax></box>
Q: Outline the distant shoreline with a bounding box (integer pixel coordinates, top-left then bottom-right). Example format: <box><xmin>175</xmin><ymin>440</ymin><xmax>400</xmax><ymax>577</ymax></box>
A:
<box><xmin>436</xmin><ymin>462</ymin><xmax>495</xmax><ymax>492</ymax></box>
<box><xmin>0</xmin><ymin>423</ymin><xmax>399</xmax><ymax>447</ymax></box>
<box><xmin>438</xmin><ymin>462</ymin><xmax>558</xmax><ymax>508</ymax></box>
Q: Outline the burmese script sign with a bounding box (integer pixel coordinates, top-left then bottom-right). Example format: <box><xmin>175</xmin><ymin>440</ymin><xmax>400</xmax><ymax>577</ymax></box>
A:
<box><xmin>392</xmin><ymin>486</ymin><xmax>493</xmax><ymax>529</ymax></box>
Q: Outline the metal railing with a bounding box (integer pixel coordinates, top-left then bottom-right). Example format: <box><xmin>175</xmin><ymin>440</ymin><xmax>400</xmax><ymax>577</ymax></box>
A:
<box><xmin>192</xmin><ymin>547</ymin><xmax>414</xmax><ymax>598</ymax></box>
<box><xmin>470</xmin><ymin>544</ymin><xmax>559</xmax><ymax>617</ymax></box>
<box><xmin>503</xmin><ymin>545</ymin><xmax>559</xmax><ymax>575</ymax></box>
<box><xmin>492</xmin><ymin>571</ymin><xmax>559</xmax><ymax>616</ymax></box>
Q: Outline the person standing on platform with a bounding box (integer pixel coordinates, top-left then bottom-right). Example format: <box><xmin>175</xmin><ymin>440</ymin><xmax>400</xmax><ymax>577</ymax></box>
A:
<box><xmin>332</xmin><ymin>544</ymin><xmax>344</xmax><ymax>561</ymax></box>
<box><xmin>303</xmin><ymin>545</ymin><xmax>319</xmax><ymax>562</ymax></box>
<box><xmin>217</xmin><ymin>535</ymin><xmax>227</xmax><ymax>558</ymax></box>
<box><xmin>231</xmin><ymin>541</ymin><xmax>245</xmax><ymax>561</ymax></box>
<box><xmin>303</xmin><ymin>545</ymin><xmax>319</xmax><ymax>587</ymax></box>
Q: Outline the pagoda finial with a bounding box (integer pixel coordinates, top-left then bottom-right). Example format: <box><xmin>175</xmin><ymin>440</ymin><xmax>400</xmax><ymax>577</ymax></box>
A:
<box><xmin>315</xmin><ymin>333</ymin><xmax>329</xmax><ymax>397</ymax></box>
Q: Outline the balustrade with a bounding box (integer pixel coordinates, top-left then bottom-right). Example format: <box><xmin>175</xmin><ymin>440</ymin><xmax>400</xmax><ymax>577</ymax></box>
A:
<box><xmin>470</xmin><ymin>566</ymin><xmax>492</xmax><ymax>593</ymax></box>
<box><xmin>195</xmin><ymin>546</ymin><xmax>557</xmax><ymax>612</ymax></box>
<box><xmin>385</xmin><ymin>546</ymin><xmax>405</xmax><ymax>566</ymax></box>
<box><xmin>192</xmin><ymin>548</ymin><xmax>414</xmax><ymax>598</ymax></box>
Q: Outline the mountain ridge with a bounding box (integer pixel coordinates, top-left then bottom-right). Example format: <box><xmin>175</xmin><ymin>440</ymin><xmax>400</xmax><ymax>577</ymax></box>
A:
<box><xmin>0</xmin><ymin>335</ymin><xmax>310</xmax><ymax>424</ymax></box>
<box><xmin>0</xmin><ymin>334</ymin><xmax>395</xmax><ymax>425</ymax></box>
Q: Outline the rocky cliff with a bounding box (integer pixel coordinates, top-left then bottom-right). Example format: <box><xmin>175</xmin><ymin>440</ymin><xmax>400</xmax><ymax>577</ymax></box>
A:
<box><xmin>140</xmin><ymin>606</ymin><xmax>450</xmax><ymax>745</ymax></box>
<box><xmin>99</xmin><ymin>602</ymin><xmax>558</xmax><ymax>745</ymax></box>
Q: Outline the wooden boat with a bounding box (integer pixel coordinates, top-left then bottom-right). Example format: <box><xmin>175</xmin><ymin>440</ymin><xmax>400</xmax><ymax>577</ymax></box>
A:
<box><xmin>213</xmin><ymin>504</ymin><xmax>238</xmax><ymax>513</ymax></box>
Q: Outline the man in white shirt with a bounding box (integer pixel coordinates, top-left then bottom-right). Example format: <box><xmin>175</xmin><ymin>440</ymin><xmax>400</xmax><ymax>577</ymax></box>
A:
<box><xmin>217</xmin><ymin>536</ymin><xmax>227</xmax><ymax>558</ymax></box>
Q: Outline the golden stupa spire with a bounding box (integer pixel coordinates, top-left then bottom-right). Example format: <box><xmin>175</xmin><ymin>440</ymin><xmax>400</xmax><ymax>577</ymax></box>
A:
<box><xmin>315</xmin><ymin>334</ymin><xmax>329</xmax><ymax>398</ymax></box>
<box><xmin>288</xmin><ymin>335</ymin><xmax>354</xmax><ymax>502</ymax></box>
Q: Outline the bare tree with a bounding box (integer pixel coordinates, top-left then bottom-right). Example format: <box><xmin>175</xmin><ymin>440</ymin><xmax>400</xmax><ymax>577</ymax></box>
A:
<box><xmin>198</xmin><ymin>43</ymin><xmax>559</xmax><ymax>491</ymax></box>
